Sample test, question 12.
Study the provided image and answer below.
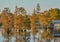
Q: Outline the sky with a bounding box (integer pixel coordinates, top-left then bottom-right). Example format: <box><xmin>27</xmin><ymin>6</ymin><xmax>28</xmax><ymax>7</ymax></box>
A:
<box><xmin>0</xmin><ymin>0</ymin><xmax>60</xmax><ymax>14</ymax></box>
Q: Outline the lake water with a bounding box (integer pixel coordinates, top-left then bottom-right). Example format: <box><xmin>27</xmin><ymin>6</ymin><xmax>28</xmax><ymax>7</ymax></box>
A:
<box><xmin>0</xmin><ymin>30</ymin><xmax>54</xmax><ymax>42</ymax></box>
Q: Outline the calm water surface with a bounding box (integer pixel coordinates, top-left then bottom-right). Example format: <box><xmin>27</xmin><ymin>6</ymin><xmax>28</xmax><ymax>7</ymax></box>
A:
<box><xmin>0</xmin><ymin>30</ymin><xmax>54</xmax><ymax>42</ymax></box>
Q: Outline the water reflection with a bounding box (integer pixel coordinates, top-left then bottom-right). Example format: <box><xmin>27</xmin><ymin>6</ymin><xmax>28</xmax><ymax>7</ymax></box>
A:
<box><xmin>0</xmin><ymin>30</ymin><xmax>16</xmax><ymax>42</ymax></box>
<box><xmin>10</xmin><ymin>36</ymin><xmax>16</xmax><ymax>42</ymax></box>
<box><xmin>0</xmin><ymin>31</ymin><xmax>54</xmax><ymax>42</ymax></box>
<box><xmin>0</xmin><ymin>31</ymin><xmax>4</xmax><ymax>42</ymax></box>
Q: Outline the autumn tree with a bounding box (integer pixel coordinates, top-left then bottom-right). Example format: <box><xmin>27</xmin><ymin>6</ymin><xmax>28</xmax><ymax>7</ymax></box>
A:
<box><xmin>1</xmin><ymin>8</ymin><xmax>13</xmax><ymax>42</ymax></box>
<box><xmin>14</xmin><ymin>6</ymin><xmax>27</xmax><ymax>42</ymax></box>
<box><xmin>49</xmin><ymin>8</ymin><xmax>60</xmax><ymax>20</ymax></box>
<box><xmin>1</xmin><ymin>8</ymin><xmax>9</xmax><ymax>37</ymax></box>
